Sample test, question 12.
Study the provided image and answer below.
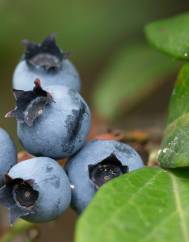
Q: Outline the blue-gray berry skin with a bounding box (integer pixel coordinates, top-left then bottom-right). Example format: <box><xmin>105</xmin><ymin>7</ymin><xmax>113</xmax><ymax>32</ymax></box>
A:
<box><xmin>16</xmin><ymin>85</ymin><xmax>91</xmax><ymax>159</ymax></box>
<box><xmin>0</xmin><ymin>157</ymin><xmax>71</xmax><ymax>223</ymax></box>
<box><xmin>0</xmin><ymin>128</ymin><xmax>17</xmax><ymax>187</ymax></box>
<box><xmin>65</xmin><ymin>140</ymin><xmax>144</xmax><ymax>213</ymax></box>
<box><xmin>13</xmin><ymin>34</ymin><xmax>81</xmax><ymax>91</ymax></box>
<box><xmin>13</xmin><ymin>59</ymin><xmax>80</xmax><ymax>91</ymax></box>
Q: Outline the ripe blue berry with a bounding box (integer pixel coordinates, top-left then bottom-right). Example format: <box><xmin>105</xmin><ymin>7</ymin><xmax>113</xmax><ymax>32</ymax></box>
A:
<box><xmin>13</xmin><ymin>34</ymin><xmax>81</xmax><ymax>91</ymax></box>
<box><xmin>6</xmin><ymin>80</ymin><xmax>91</xmax><ymax>159</ymax></box>
<box><xmin>0</xmin><ymin>128</ymin><xmax>17</xmax><ymax>187</ymax></box>
<box><xmin>0</xmin><ymin>157</ymin><xmax>71</xmax><ymax>224</ymax></box>
<box><xmin>65</xmin><ymin>139</ymin><xmax>144</xmax><ymax>213</ymax></box>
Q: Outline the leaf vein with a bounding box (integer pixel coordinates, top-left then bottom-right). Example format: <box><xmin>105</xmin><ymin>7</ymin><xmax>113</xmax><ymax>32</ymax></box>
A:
<box><xmin>92</xmin><ymin>169</ymin><xmax>162</xmax><ymax>241</ymax></box>
<box><xmin>170</xmin><ymin>173</ymin><xmax>189</xmax><ymax>242</ymax></box>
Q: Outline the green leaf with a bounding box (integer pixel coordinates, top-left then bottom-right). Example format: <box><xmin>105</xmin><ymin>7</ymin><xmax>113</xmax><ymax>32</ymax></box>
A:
<box><xmin>145</xmin><ymin>12</ymin><xmax>189</xmax><ymax>60</ymax></box>
<box><xmin>75</xmin><ymin>167</ymin><xmax>189</xmax><ymax>242</ymax></box>
<box><xmin>93</xmin><ymin>43</ymin><xmax>178</xmax><ymax>121</ymax></box>
<box><xmin>159</xmin><ymin>63</ymin><xmax>189</xmax><ymax>168</ymax></box>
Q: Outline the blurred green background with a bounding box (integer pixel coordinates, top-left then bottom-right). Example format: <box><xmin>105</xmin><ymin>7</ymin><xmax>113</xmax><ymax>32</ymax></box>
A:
<box><xmin>0</xmin><ymin>0</ymin><xmax>189</xmax><ymax>242</ymax></box>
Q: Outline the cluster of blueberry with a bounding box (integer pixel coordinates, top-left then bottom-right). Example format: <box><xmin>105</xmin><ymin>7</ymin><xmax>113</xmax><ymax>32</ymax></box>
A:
<box><xmin>0</xmin><ymin>34</ymin><xmax>144</xmax><ymax>224</ymax></box>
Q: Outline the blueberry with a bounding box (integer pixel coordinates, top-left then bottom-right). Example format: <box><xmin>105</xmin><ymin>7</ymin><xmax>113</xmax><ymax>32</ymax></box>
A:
<box><xmin>13</xmin><ymin>34</ymin><xmax>81</xmax><ymax>91</ymax></box>
<box><xmin>0</xmin><ymin>128</ymin><xmax>17</xmax><ymax>187</ymax></box>
<box><xmin>65</xmin><ymin>139</ymin><xmax>144</xmax><ymax>213</ymax></box>
<box><xmin>6</xmin><ymin>80</ymin><xmax>91</xmax><ymax>159</ymax></box>
<box><xmin>0</xmin><ymin>157</ymin><xmax>71</xmax><ymax>224</ymax></box>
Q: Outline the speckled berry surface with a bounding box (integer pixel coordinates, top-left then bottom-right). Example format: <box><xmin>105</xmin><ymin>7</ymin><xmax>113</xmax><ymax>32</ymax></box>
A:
<box><xmin>7</xmin><ymin>157</ymin><xmax>71</xmax><ymax>223</ymax></box>
<box><xmin>0</xmin><ymin>128</ymin><xmax>17</xmax><ymax>187</ymax></box>
<box><xmin>65</xmin><ymin>139</ymin><xmax>144</xmax><ymax>213</ymax></box>
<box><xmin>17</xmin><ymin>85</ymin><xmax>91</xmax><ymax>159</ymax></box>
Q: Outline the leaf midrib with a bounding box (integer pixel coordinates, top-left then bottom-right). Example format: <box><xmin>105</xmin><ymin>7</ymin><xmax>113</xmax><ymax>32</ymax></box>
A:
<box><xmin>86</xmin><ymin>169</ymin><xmax>162</xmax><ymax>242</ymax></box>
<box><xmin>170</xmin><ymin>173</ymin><xmax>189</xmax><ymax>242</ymax></box>
<box><xmin>80</xmin><ymin>170</ymin><xmax>189</xmax><ymax>242</ymax></box>
<box><xmin>140</xmin><ymin>173</ymin><xmax>189</xmax><ymax>242</ymax></box>
<box><xmin>139</xmin><ymin>173</ymin><xmax>189</xmax><ymax>242</ymax></box>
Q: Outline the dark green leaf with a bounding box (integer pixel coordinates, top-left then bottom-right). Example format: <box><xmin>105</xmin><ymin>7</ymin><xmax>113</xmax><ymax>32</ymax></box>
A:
<box><xmin>145</xmin><ymin>12</ymin><xmax>189</xmax><ymax>60</ymax></box>
<box><xmin>93</xmin><ymin>43</ymin><xmax>178</xmax><ymax>120</ymax></box>
<box><xmin>76</xmin><ymin>167</ymin><xmax>189</xmax><ymax>242</ymax></box>
<box><xmin>159</xmin><ymin>63</ymin><xmax>189</xmax><ymax>168</ymax></box>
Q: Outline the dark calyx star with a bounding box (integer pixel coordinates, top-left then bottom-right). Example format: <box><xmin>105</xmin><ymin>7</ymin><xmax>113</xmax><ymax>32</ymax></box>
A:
<box><xmin>88</xmin><ymin>153</ymin><xmax>128</xmax><ymax>189</ymax></box>
<box><xmin>5</xmin><ymin>79</ymin><xmax>53</xmax><ymax>127</ymax></box>
<box><xmin>22</xmin><ymin>33</ymin><xmax>70</xmax><ymax>72</ymax></box>
<box><xmin>0</xmin><ymin>174</ymin><xmax>39</xmax><ymax>224</ymax></box>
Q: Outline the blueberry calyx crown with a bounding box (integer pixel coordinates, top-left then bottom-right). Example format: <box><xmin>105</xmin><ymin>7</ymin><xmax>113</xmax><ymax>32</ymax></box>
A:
<box><xmin>22</xmin><ymin>33</ymin><xmax>70</xmax><ymax>72</ymax></box>
<box><xmin>0</xmin><ymin>174</ymin><xmax>39</xmax><ymax>224</ymax></box>
<box><xmin>88</xmin><ymin>154</ymin><xmax>128</xmax><ymax>189</ymax></box>
<box><xmin>5</xmin><ymin>79</ymin><xmax>53</xmax><ymax>127</ymax></box>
